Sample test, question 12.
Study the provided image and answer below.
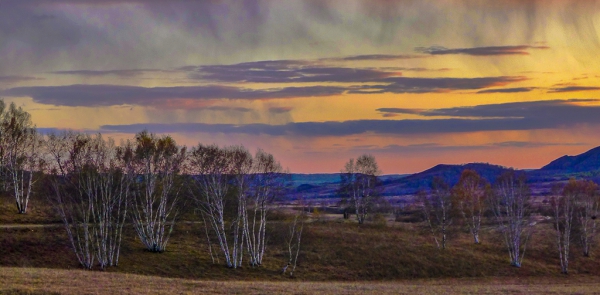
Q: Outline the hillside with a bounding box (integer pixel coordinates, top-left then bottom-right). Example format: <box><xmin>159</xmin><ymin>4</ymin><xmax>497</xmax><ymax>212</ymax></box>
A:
<box><xmin>541</xmin><ymin>146</ymin><xmax>600</xmax><ymax>173</ymax></box>
<box><xmin>2</xmin><ymin>207</ymin><xmax>600</xmax><ymax>282</ymax></box>
<box><xmin>379</xmin><ymin>163</ymin><xmax>510</xmax><ymax>196</ymax></box>
<box><xmin>287</xmin><ymin>146</ymin><xmax>600</xmax><ymax>199</ymax></box>
<box><xmin>286</xmin><ymin>163</ymin><xmax>511</xmax><ymax>199</ymax></box>
<box><xmin>2</xmin><ymin>195</ymin><xmax>600</xmax><ymax>288</ymax></box>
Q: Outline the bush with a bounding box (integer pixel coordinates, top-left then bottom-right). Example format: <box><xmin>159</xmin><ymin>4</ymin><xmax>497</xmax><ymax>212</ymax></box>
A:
<box><xmin>372</xmin><ymin>213</ymin><xmax>388</xmax><ymax>228</ymax></box>
<box><xmin>395</xmin><ymin>209</ymin><xmax>425</xmax><ymax>223</ymax></box>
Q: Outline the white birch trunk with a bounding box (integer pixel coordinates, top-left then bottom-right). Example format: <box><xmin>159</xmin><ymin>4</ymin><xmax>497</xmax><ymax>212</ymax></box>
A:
<box><xmin>46</xmin><ymin>133</ymin><xmax>130</xmax><ymax>270</ymax></box>
<box><xmin>1</xmin><ymin>103</ymin><xmax>41</xmax><ymax>214</ymax></box>
<box><xmin>420</xmin><ymin>178</ymin><xmax>453</xmax><ymax>250</ymax></box>
<box><xmin>283</xmin><ymin>209</ymin><xmax>305</xmax><ymax>277</ymax></box>
<box><xmin>126</xmin><ymin>132</ymin><xmax>185</xmax><ymax>253</ymax></box>
<box><xmin>491</xmin><ymin>172</ymin><xmax>532</xmax><ymax>268</ymax></box>
<box><xmin>553</xmin><ymin>180</ymin><xmax>579</xmax><ymax>274</ymax></box>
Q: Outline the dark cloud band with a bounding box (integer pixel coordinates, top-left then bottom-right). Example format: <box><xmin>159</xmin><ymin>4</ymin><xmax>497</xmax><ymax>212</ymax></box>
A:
<box><xmin>0</xmin><ymin>75</ymin><xmax>43</xmax><ymax>83</ymax></box>
<box><xmin>3</xmin><ymin>75</ymin><xmax>526</xmax><ymax>107</ymax></box>
<box><xmin>477</xmin><ymin>87</ymin><xmax>536</xmax><ymax>94</ymax></box>
<box><xmin>100</xmin><ymin>118</ymin><xmax>533</xmax><ymax>136</ymax></box>
<box><xmin>100</xmin><ymin>99</ymin><xmax>600</xmax><ymax>136</ymax></box>
<box><xmin>3</xmin><ymin>84</ymin><xmax>347</xmax><ymax>107</ymax></box>
<box><xmin>548</xmin><ymin>86</ymin><xmax>600</xmax><ymax>93</ymax></box>
<box><xmin>353</xmin><ymin>76</ymin><xmax>526</xmax><ymax>94</ymax></box>
<box><xmin>416</xmin><ymin>45</ymin><xmax>549</xmax><ymax>56</ymax></box>
<box><xmin>49</xmin><ymin>69</ymin><xmax>165</xmax><ymax>78</ymax></box>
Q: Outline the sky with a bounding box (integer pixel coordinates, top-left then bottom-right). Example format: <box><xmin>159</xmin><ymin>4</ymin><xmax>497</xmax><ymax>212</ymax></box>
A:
<box><xmin>2</xmin><ymin>0</ymin><xmax>600</xmax><ymax>174</ymax></box>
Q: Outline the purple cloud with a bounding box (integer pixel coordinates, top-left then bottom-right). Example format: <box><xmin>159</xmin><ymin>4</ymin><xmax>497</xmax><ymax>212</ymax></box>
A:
<box><xmin>416</xmin><ymin>45</ymin><xmax>549</xmax><ymax>56</ymax></box>
<box><xmin>49</xmin><ymin>69</ymin><xmax>167</xmax><ymax>78</ymax></box>
<box><xmin>3</xmin><ymin>74</ymin><xmax>527</xmax><ymax>107</ymax></box>
<box><xmin>547</xmin><ymin>86</ymin><xmax>600</xmax><ymax>93</ymax></box>
<box><xmin>476</xmin><ymin>87</ymin><xmax>536</xmax><ymax>94</ymax></box>
<box><xmin>191</xmin><ymin>60</ymin><xmax>400</xmax><ymax>83</ymax></box>
<box><xmin>323</xmin><ymin>54</ymin><xmax>426</xmax><ymax>61</ymax></box>
<box><xmin>268</xmin><ymin>106</ymin><xmax>293</xmax><ymax>114</ymax></box>
<box><xmin>353</xmin><ymin>76</ymin><xmax>526</xmax><ymax>94</ymax></box>
<box><xmin>3</xmin><ymin>84</ymin><xmax>347</xmax><ymax>107</ymax></box>
<box><xmin>0</xmin><ymin>75</ymin><xmax>43</xmax><ymax>83</ymax></box>
<box><xmin>100</xmin><ymin>99</ymin><xmax>600</xmax><ymax>136</ymax></box>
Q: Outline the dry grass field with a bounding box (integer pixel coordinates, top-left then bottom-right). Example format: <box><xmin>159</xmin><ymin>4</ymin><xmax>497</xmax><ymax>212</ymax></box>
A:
<box><xmin>1</xmin><ymin>267</ymin><xmax>600</xmax><ymax>295</ymax></box>
<box><xmin>2</xmin><ymin>194</ymin><xmax>600</xmax><ymax>293</ymax></box>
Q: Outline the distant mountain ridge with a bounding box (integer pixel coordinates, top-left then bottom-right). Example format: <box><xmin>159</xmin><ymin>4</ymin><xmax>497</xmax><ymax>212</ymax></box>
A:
<box><xmin>376</xmin><ymin>162</ymin><xmax>509</xmax><ymax>196</ymax></box>
<box><xmin>286</xmin><ymin>146</ymin><xmax>600</xmax><ymax>199</ymax></box>
<box><xmin>541</xmin><ymin>146</ymin><xmax>600</xmax><ymax>173</ymax></box>
<box><xmin>403</xmin><ymin>162</ymin><xmax>510</xmax><ymax>185</ymax></box>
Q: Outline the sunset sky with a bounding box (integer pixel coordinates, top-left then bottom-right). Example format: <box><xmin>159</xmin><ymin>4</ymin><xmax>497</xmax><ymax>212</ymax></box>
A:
<box><xmin>2</xmin><ymin>0</ymin><xmax>600</xmax><ymax>174</ymax></box>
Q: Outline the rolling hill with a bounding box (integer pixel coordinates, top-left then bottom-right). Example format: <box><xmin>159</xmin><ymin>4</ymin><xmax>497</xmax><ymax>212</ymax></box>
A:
<box><xmin>286</xmin><ymin>146</ymin><xmax>600</xmax><ymax>200</ymax></box>
<box><xmin>541</xmin><ymin>146</ymin><xmax>600</xmax><ymax>173</ymax></box>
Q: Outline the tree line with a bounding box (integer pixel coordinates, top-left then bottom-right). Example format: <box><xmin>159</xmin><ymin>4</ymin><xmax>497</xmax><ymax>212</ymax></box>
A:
<box><xmin>0</xmin><ymin>99</ymin><xmax>304</xmax><ymax>274</ymax></box>
<box><xmin>338</xmin><ymin>154</ymin><xmax>599</xmax><ymax>274</ymax></box>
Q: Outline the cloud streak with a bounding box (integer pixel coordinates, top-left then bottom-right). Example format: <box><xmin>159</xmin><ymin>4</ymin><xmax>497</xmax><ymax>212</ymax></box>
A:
<box><xmin>378</xmin><ymin>99</ymin><xmax>600</xmax><ymax>120</ymax></box>
<box><xmin>205</xmin><ymin>106</ymin><xmax>252</xmax><ymax>112</ymax></box>
<box><xmin>476</xmin><ymin>87</ymin><xmax>537</xmax><ymax>94</ymax></box>
<box><xmin>350</xmin><ymin>141</ymin><xmax>587</xmax><ymax>154</ymax></box>
<box><xmin>490</xmin><ymin>141</ymin><xmax>587</xmax><ymax>148</ymax></box>
<box><xmin>353</xmin><ymin>76</ymin><xmax>526</xmax><ymax>94</ymax></box>
<box><xmin>190</xmin><ymin>60</ymin><xmax>402</xmax><ymax>83</ymax></box>
<box><xmin>100</xmin><ymin>119</ymin><xmax>536</xmax><ymax>136</ymax></box>
<box><xmin>99</xmin><ymin>99</ymin><xmax>600</xmax><ymax>137</ymax></box>
<box><xmin>411</xmin><ymin>99</ymin><xmax>600</xmax><ymax>120</ymax></box>
<box><xmin>3</xmin><ymin>84</ymin><xmax>347</xmax><ymax>107</ymax></box>
<box><xmin>0</xmin><ymin>75</ymin><xmax>43</xmax><ymax>84</ymax></box>
<box><xmin>547</xmin><ymin>86</ymin><xmax>600</xmax><ymax>93</ymax></box>
<box><xmin>49</xmin><ymin>69</ymin><xmax>167</xmax><ymax>78</ymax></box>
<box><xmin>322</xmin><ymin>54</ymin><xmax>426</xmax><ymax>61</ymax></box>
<box><xmin>3</xmin><ymin>73</ymin><xmax>527</xmax><ymax>107</ymax></box>
<box><xmin>416</xmin><ymin>45</ymin><xmax>549</xmax><ymax>56</ymax></box>
<box><xmin>268</xmin><ymin>106</ymin><xmax>293</xmax><ymax>114</ymax></box>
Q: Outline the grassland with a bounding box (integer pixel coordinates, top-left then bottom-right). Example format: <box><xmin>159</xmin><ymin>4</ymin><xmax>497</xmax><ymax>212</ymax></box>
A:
<box><xmin>2</xmin><ymin>267</ymin><xmax>600</xmax><ymax>294</ymax></box>
<box><xmin>1</xmin><ymin>194</ymin><xmax>600</xmax><ymax>293</ymax></box>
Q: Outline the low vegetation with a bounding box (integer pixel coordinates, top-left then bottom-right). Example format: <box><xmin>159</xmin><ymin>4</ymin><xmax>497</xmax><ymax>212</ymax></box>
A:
<box><xmin>1</xmin><ymin>191</ymin><xmax>600</xmax><ymax>280</ymax></box>
<box><xmin>3</xmin><ymin>267</ymin><xmax>600</xmax><ymax>295</ymax></box>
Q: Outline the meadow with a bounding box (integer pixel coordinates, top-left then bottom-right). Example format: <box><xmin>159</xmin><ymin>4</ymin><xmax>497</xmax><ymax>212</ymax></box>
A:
<box><xmin>1</xmin><ymin>193</ymin><xmax>600</xmax><ymax>294</ymax></box>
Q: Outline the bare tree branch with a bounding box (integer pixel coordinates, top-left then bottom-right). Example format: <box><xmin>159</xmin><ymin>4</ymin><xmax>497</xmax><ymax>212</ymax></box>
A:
<box><xmin>489</xmin><ymin>171</ymin><xmax>532</xmax><ymax>268</ymax></box>
<box><xmin>339</xmin><ymin>154</ymin><xmax>380</xmax><ymax>224</ymax></box>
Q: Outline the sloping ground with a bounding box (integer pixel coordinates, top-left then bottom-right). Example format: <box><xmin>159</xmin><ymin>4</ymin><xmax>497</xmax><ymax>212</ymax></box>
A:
<box><xmin>2</xmin><ymin>218</ymin><xmax>600</xmax><ymax>281</ymax></box>
<box><xmin>541</xmin><ymin>146</ymin><xmax>600</xmax><ymax>173</ymax></box>
<box><xmin>379</xmin><ymin>163</ymin><xmax>510</xmax><ymax>196</ymax></box>
<box><xmin>0</xmin><ymin>194</ymin><xmax>61</xmax><ymax>225</ymax></box>
<box><xmin>286</xmin><ymin>163</ymin><xmax>511</xmax><ymax>199</ymax></box>
<box><xmin>1</xmin><ymin>267</ymin><xmax>600</xmax><ymax>295</ymax></box>
<box><xmin>287</xmin><ymin>145</ymin><xmax>600</xmax><ymax>199</ymax></box>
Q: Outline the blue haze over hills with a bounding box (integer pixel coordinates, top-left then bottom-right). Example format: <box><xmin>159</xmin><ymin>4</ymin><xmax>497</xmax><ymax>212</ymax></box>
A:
<box><xmin>285</xmin><ymin>146</ymin><xmax>600</xmax><ymax>200</ymax></box>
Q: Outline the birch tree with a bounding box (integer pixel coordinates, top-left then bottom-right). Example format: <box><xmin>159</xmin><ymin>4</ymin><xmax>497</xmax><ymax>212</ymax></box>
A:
<box><xmin>490</xmin><ymin>171</ymin><xmax>532</xmax><ymax>267</ymax></box>
<box><xmin>46</xmin><ymin>132</ymin><xmax>129</xmax><ymax>269</ymax></box>
<box><xmin>420</xmin><ymin>177</ymin><xmax>453</xmax><ymax>249</ymax></box>
<box><xmin>188</xmin><ymin>144</ymin><xmax>240</xmax><ymax>268</ymax></box>
<box><xmin>244</xmin><ymin>149</ymin><xmax>286</xmax><ymax>267</ymax></box>
<box><xmin>0</xmin><ymin>99</ymin><xmax>6</xmax><ymax>192</ymax></box>
<box><xmin>126</xmin><ymin>131</ymin><xmax>186</xmax><ymax>253</ymax></box>
<box><xmin>453</xmin><ymin>169</ymin><xmax>487</xmax><ymax>244</ymax></box>
<box><xmin>339</xmin><ymin>154</ymin><xmax>380</xmax><ymax>224</ymax></box>
<box><xmin>282</xmin><ymin>207</ymin><xmax>306</xmax><ymax>277</ymax></box>
<box><xmin>1</xmin><ymin>101</ymin><xmax>42</xmax><ymax>213</ymax></box>
<box><xmin>188</xmin><ymin>145</ymin><xmax>287</xmax><ymax>268</ymax></box>
<box><xmin>575</xmin><ymin>180</ymin><xmax>599</xmax><ymax>257</ymax></box>
<box><xmin>230</xmin><ymin>146</ymin><xmax>254</xmax><ymax>268</ymax></box>
<box><xmin>552</xmin><ymin>179</ymin><xmax>582</xmax><ymax>274</ymax></box>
